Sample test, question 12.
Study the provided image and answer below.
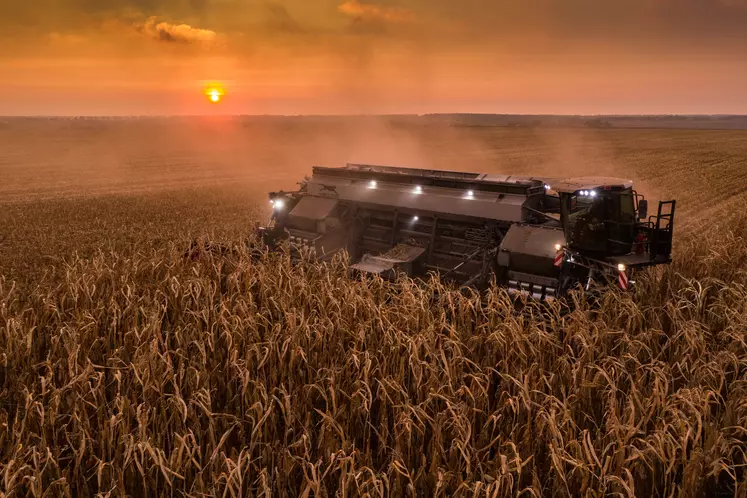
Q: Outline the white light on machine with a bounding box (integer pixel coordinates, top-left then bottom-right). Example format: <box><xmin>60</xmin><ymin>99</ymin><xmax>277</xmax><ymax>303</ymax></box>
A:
<box><xmin>589</xmin><ymin>190</ymin><xmax>597</xmax><ymax>197</ymax></box>
<box><xmin>412</xmin><ymin>215</ymin><xmax>419</xmax><ymax>222</ymax></box>
<box><xmin>368</xmin><ymin>180</ymin><xmax>377</xmax><ymax>189</ymax></box>
<box><xmin>544</xmin><ymin>184</ymin><xmax>551</xmax><ymax>190</ymax></box>
<box><xmin>554</xmin><ymin>243</ymin><xmax>562</xmax><ymax>251</ymax></box>
<box><xmin>466</xmin><ymin>190</ymin><xmax>474</xmax><ymax>198</ymax></box>
<box><xmin>273</xmin><ymin>199</ymin><xmax>285</xmax><ymax>210</ymax></box>
<box><xmin>413</xmin><ymin>185</ymin><xmax>423</xmax><ymax>194</ymax></box>
<box><xmin>617</xmin><ymin>263</ymin><xmax>626</xmax><ymax>272</ymax></box>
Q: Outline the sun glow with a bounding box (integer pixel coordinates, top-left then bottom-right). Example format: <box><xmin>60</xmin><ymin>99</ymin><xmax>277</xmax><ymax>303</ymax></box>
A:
<box><xmin>204</xmin><ymin>85</ymin><xmax>225</xmax><ymax>104</ymax></box>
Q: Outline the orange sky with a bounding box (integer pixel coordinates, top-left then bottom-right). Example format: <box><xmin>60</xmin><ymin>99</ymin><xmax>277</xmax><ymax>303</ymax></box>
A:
<box><xmin>1</xmin><ymin>0</ymin><xmax>747</xmax><ymax>115</ymax></box>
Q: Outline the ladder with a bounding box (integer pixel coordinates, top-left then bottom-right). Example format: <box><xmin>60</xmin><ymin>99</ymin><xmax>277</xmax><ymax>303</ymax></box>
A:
<box><xmin>650</xmin><ymin>200</ymin><xmax>676</xmax><ymax>261</ymax></box>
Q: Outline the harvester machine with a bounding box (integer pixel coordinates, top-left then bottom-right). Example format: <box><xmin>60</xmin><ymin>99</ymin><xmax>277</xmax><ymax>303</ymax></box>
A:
<box><xmin>257</xmin><ymin>163</ymin><xmax>676</xmax><ymax>299</ymax></box>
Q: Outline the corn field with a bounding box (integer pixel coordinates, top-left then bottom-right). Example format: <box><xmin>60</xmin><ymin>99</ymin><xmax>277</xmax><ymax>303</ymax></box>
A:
<box><xmin>1</xmin><ymin>209</ymin><xmax>745</xmax><ymax>496</ymax></box>
<box><xmin>1</xmin><ymin>120</ymin><xmax>746</xmax><ymax>496</ymax></box>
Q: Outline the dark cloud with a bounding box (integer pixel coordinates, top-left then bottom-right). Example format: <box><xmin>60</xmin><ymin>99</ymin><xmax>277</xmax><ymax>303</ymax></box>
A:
<box><xmin>420</xmin><ymin>0</ymin><xmax>747</xmax><ymax>43</ymax></box>
<box><xmin>2</xmin><ymin>0</ymin><xmax>747</xmax><ymax>60</ymax></box>
<box><xmin>4</xmin><ymin>0</ymin><xmax>747</xmax><ymax>48</ymax></box>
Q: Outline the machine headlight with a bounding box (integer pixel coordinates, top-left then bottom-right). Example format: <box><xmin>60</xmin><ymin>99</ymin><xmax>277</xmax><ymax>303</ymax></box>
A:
<box><xmin>617</xmin><ymin>263</ymin><xmax>626</xmax><ymax>272</ymax></box>
<box><xmin>412</xmin><ymin>215</ymin><xmax>419</xmax><ymax>222</ymax></box>
<box><xmin>413</xmin><ymin>185</ymin><xmax>423</xmax><ymax>194</ymax></box>
<box><xmin>589</xmin><ymin>190</ymin><xmax>597</xmax><ymax>197</ymax></box>
<box><xmin>554</xmin><ymin>243</ymin><xmax>562</xmax><ymax>251</ymax></box>
<box><xmin>368</xmin><ymin>180</ymin><xmax>377</xmax><ymax>189</ymax></box>
<box><xmin>466</xmin><ymin>190</ymin><xmax>474</xmax><ymax>198</ymax></box>
<box><xmin>274</xmin><ymin>199</ymin><xmax>285</xmax><ymax>210</ymax></box>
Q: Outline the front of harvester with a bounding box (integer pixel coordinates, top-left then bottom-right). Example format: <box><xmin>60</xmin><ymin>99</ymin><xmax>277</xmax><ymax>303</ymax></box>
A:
<box><xmin>550</xmin><ymin>181</ymin><xmax>676</xmax><ymax>293</ymax></box>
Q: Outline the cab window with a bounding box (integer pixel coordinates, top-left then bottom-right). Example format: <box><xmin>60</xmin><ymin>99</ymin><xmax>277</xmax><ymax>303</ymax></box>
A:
<box><xmin>620</xmin><ymin>188</ymin><xmax>635</xmax><ymax>221</ymax></box>
<box><xmin>608</xmin><ymin>188</ymin><xmax>635</xmax><ymax>223</ymax></box>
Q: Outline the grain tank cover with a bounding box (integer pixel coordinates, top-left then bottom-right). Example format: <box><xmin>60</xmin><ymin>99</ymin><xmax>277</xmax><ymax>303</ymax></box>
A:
<box><xmin>287</xmin><ymin>196</ymin><xmax>339</xmax><ymax>233</ymax></box>
<box><xmin>288</xmin><ymin>196</ymin><xmax>338</xmax><ymax>221</ymax></box>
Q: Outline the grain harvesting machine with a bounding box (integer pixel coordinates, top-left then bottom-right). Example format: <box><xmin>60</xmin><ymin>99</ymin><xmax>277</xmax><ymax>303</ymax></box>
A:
<box><xmin>256</xmin><ymin>163</ymin><xmax>676</xmax><ymax>299</ymax></box>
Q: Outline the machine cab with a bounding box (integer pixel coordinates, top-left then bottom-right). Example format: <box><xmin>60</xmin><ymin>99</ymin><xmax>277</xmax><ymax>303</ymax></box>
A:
<box><xmin>552</xmin><ymin>178</ymin><xmax>641</xmax><ymax>256</ymax></box>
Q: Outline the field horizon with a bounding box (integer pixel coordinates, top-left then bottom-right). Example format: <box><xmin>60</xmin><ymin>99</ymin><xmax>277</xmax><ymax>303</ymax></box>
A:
<box><xmin>4</xmin><ymin>114</ymin><xmax>747</xmax><ymax>131</ymax></box>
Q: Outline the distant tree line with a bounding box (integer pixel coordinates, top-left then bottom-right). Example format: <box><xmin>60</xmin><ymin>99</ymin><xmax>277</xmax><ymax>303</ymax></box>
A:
<box><xmin>584</xmin><ymin>119</ymin><xmax>613</xmax><ymax>128</ymax></box>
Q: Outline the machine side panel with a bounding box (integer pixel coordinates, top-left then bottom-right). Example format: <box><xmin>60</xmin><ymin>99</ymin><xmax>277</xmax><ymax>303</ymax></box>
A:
<box><xmin>313</xmin><ymin>166</ymin><xmax>544</xmax><ymax>195</ymax></box>
<box><xmin>499</xmin><ymin>225</ymin><xmax>565</xmax><ymax>277</ymax></box>
<box><xmin>306</xmin><ymin>176</ymin><xmax>531</xmax><ymax>223</ymax></box>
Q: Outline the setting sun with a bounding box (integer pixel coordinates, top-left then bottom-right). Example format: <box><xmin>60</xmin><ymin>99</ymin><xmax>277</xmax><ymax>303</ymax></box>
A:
<box><xmin>204</xmin><ymin>85</ymin><xmax>224</xmax><ymax>104</ymax></box>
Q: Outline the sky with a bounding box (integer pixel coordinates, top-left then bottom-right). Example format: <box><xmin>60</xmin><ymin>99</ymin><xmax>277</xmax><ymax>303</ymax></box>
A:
<box><xmin>1</xmin><ymin>0</ymin><xmax>747</xmax><ymax>115</ymax></box>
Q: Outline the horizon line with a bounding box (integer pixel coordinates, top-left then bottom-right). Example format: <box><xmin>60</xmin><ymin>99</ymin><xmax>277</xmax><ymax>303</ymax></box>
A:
<box><xmin>2</xmin><ymin>113</ymin><xmax>747</xmax><ymax>118</ymax></box>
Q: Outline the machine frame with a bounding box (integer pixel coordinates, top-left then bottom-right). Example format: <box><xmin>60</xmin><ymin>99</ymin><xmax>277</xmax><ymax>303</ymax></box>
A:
<box><xmin>258</xmin><ymin>164</ymin><xmax>676</xmax><ymax>299</ymax></box>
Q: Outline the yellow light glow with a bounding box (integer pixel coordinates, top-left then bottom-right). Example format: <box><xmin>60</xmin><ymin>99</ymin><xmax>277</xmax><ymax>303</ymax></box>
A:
<box><xmin>204</xmin><ymin>85</ymin><xmax>225</xmax><ymax>104</ymax></box>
